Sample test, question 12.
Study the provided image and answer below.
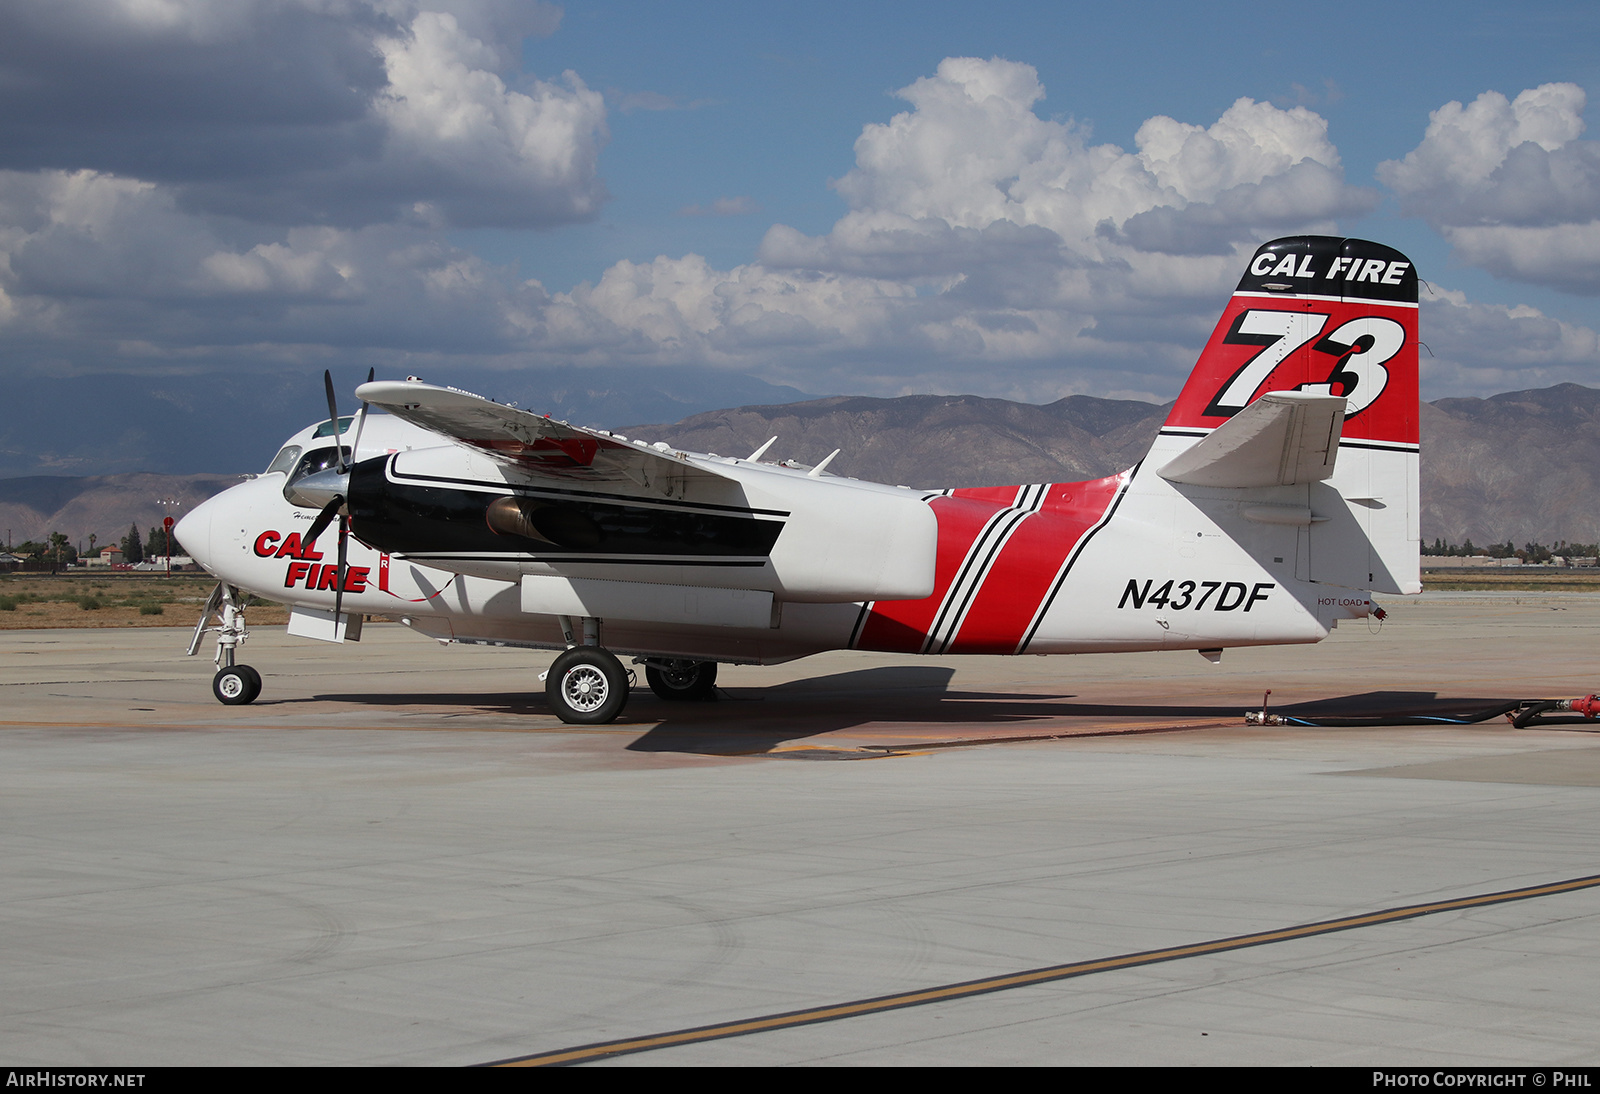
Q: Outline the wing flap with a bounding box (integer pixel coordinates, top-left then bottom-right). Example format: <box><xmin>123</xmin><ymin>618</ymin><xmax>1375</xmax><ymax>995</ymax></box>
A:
<box><xmin>1158</xmin><ymin>392</ymin><xmax>1345</xmax><ymax>488</ymax></box>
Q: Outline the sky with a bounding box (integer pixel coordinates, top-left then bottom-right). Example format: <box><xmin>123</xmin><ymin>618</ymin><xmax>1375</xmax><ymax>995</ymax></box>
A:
<box><xmin>2</xmin><ymin>0</ymin><xmax>1599</xmax><ymax>412</ymax></box>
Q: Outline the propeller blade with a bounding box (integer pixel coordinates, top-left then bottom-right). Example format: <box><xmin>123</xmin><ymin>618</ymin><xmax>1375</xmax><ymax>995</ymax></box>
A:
<box><xmin>304</xmin><ymin>494</ymin><xmax>344</xmax><ymax>548</ymax></box>
<box><xmin>349</xmin><ymin>367</ymin><xmax>374</xmax><ymax>463</ymax></box>
<box><xmin>334</xmin><ymin>514</ymin><xmax>349</xmax><ymax>621</ymax></box>
<box><xmin>323</xmin><ymin>370</ymin><xmax>347</xmax><ymax>473</ymax></box>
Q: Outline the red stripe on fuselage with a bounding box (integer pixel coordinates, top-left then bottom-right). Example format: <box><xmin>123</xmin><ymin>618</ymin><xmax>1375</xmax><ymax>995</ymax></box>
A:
<box><xmin>854</xmin><ymin>491</ymin><xmax>1012</xmax><ymax>653</ymax></box>
<box><xmin>945</xmin><ymin>474</ymin><xmax>1123</xmax><ymax>653</ymax></box>
<box><xmin>855</xmin><ymin>476</ymin><xmax>1123</xmax><ymax>655</ymax></box>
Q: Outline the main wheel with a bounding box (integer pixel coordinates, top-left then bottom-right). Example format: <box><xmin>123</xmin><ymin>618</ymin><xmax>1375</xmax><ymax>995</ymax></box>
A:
<box><xmin>546</xmin><ymin>647</ymin><xmax>629</xmax><ymax>724</ymax></box>
<box><xmin>213</xmin><ymin>664</ymin><xmax>262</xmax><ymax>705</ymax></box>
<box><xmin>645</xmin><ymin>660</ymin><xmax>718</xmax><ymax>701</ymax></box>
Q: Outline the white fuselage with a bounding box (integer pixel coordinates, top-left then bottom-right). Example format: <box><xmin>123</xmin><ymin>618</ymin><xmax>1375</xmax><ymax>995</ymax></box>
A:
<box><xmin>179</xmin><ymin>413</ymin><xmax>1377</xmax><ymax>667</ymax></box>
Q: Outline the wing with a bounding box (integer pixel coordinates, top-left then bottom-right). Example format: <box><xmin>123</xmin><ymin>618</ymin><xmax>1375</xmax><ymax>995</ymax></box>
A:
<box><xmin>355</xmin><ymin>379</ymin><xmax>734</xmax><ymax>491</ymax></box>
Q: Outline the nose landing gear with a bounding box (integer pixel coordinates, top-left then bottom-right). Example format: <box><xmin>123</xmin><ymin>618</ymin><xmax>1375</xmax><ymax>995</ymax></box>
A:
<box><xmin>190</xmin><ymin>583</ymin><xmax>262</xmax><ymax>705</ymax></box>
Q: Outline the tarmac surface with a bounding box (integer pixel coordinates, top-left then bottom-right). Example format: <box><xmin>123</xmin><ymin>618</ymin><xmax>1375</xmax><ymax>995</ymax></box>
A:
<box><xmin>4</xmin><ymin>592</ymin><xmax>1600</xmax><ymax>1066</ymax></box>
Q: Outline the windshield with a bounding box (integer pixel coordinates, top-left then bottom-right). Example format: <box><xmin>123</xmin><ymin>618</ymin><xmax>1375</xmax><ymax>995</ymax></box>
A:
<box><xmin>265</xmin><ymin>445</ymin><xmax>302</xmax><ymax>475</ymax></box>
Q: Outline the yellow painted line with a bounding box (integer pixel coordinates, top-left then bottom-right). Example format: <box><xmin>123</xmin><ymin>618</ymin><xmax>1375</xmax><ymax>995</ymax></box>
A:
<box><xmin>485</xmin><ymin>871</ymin><xmax>1600</xmax><ymax>1067</ymax></box>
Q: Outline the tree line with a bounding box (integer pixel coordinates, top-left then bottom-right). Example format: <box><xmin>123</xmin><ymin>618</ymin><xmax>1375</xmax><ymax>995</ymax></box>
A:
<box><xmin>8</xmin><ymin>524</ymin><xmax>186</xmax><ymax>568</ymax></box>
<box><xmin>1423</xmin><ymin>539</ymin><xmax>1599</xmax><ymax>563</ymax></box>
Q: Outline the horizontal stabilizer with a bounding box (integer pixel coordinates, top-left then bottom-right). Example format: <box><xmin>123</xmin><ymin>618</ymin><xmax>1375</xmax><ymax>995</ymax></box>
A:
<box><xmin>1158</xmin><ymin>392</ymin><xmax>1344</xmax><ymax>488</ymax></box>
<box><xmin>356</xmin><ymin>379</ymin><xmax>733</xmax><ymax>491</ymax></box>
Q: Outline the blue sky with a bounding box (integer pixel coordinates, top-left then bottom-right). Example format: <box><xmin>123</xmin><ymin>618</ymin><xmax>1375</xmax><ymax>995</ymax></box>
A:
<box><xmin>1</xmin><ymin>0</ymin><xmax>1597</xmax><ymax>411</ymax></box>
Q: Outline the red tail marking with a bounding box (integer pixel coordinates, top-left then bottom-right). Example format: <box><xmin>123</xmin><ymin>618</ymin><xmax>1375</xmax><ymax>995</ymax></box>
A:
<box><xmin>1166</xmin><ymin>296</ymin><xmax>1418</xmax><ymax>445</ymax></box>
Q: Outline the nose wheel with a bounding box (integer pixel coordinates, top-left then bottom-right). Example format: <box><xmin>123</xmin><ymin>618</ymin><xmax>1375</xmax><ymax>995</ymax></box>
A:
<box><xmin>212</xmin><ymin>664</ymin><xmax>262</xmax><ymax>705</ymax></box>
<box><xmin>546</xmin><ymin>646</ymin><xmax>629</xmax><ymax>724</ymax></box>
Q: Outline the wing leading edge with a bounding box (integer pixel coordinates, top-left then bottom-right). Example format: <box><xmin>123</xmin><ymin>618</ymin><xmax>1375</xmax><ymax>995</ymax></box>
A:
<box><xmin>355</xmin><ymin>380</ymin><xmax>735</xmax><ymax>494</ymax></box>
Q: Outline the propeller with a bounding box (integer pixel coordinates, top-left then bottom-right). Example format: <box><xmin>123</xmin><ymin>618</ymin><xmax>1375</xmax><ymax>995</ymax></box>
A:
<box><xmin>349</xmin><ymin>367</ymin><xmax>374</xmax><ymax>462</ymax></box>
<box><xmin>312</xmin><ymin>367</ymin><xmax>372</xmax><ymax>623</ymax></box>
<box><xmin>323</xmin><ymin>370</ymin><xmax>348</xmax><ymax>474</ymax></box>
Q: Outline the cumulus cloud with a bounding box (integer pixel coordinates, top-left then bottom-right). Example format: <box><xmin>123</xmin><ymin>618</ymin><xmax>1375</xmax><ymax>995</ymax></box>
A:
<box><xmin>1380</xmin><ymin>83</ymin><xmax>1600</xmax><ymax>293</ymax></box>
<box><xmin>824</xmin><ymin>60</ymin><xmax>1371</xmax><ymax>253</ymax></box>
<box><xmin>1420</xmin><ymin>285</ymin><xmax>1600</xmax><ymax>396</ymax></box>
<box><xmin>0</xmin><ymin>168</ymin><xmax>550</xmax><ymax>360</ymax></box>
<box><xmin>547</xmin><ymin>57</ymin><xmax>1378</xmax><ymax>399</ymax></box>
<box><xmin>0</xmin><ymin>0</ymin><xmax>603</xmax><ymax>229</ymax></box>
<box><xmin>363</xmin><ymin>11</ymin><xmax>607</xmax><ymax>228</ymax></box>
<box><xmin>1</xmin><ymin>45</ymin><xmax>1584</xmax><ymax>410</ymax></box>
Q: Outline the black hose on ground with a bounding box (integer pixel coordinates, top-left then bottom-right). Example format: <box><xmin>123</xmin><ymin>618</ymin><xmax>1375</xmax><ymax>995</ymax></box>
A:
<box><xmin>1247</xmin><ymin>700</ymin><xmax>1526</xmax><ymax>728</ymax></box>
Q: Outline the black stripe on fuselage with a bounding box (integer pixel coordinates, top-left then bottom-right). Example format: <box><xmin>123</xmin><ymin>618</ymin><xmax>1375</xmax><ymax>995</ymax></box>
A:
<box><xmin>401</xmin><ymin>554</ymin><xmax>771</xmax><ymax>567</ymax></box>
<box><xmin>349</xmin><ymin>460</ymin><xmax>785</xmax><ymax>560</ymax></box>
<box><xmin>387</xmin><ymin>464</ymin><xmax>791</xmax><ymax>518</ymax></box>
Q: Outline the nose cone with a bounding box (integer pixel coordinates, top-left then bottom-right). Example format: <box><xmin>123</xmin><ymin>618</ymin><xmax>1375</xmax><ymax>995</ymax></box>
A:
<box><xmin>176</xmin><ymin>496</ymin><xmax>217</xmax><ymax>571</ymax></box>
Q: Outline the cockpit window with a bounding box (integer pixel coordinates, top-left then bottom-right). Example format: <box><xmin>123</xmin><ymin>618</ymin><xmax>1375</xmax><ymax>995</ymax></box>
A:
<box><xmin>313</xmin><ymin>416</ymin><xmax>355</xmax><ymax>439</ymax></box>
<box><xmin>265</xmin><ymin>445</ymin><xmax>303</xmax><ymax>476</ymax></box>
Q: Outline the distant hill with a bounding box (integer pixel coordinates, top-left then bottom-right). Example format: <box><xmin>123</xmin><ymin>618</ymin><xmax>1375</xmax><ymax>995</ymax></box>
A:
<box><xmin>626</xmin><ymin>393</ymin><xmax>1164</xmax><ymax>489</ymax></box>
<box><xmin>0</xmin><ymin>367</ymin><xmax>811</xmax><ymax>478</ymax></box>
<box><xmin>1419</xmin><ymin>383</ymin><xmax>1600</xmax><ymax>546</ymax></box>
<box><xmin>0</xmin><ymin>473</ymin><xmax>241</xmax><ymax>554</ymax></box>
<box><xmin>8</xmin><ymin>383</ymin><xmax>1600</xmax><ymax>550</ymax></box>
<box><xmin>631</xmin><ymin>383</ymin><xmax>1600</xmax><ymax>547</ymax></box>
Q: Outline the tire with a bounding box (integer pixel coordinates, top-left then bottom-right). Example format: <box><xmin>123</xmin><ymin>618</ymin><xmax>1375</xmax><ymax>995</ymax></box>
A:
<box><xmin>213</xmin><ymin>664</ymin><xmax>262</xmax><ymax>705</ymax></box>
<box><xmin>546</xmin><ymin>647</ymin><xmax>629</xmax><ymax>724</ymax></box>
<box><xmin>645</xmin><ymin>660</ymin><xmax>718</xmax><ymax>701</ymax></box>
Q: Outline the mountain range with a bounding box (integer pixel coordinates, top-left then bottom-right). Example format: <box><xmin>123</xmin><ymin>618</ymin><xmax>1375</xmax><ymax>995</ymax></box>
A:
<box><xmin>635</xmin><ymin>383</ymin><xmax>1600</xmax><ymax>548</ymax></box>
<box><xmin>5</xmin><ymin>382</ymin><xmax>1600</xmax><ymax>552</ymax></box>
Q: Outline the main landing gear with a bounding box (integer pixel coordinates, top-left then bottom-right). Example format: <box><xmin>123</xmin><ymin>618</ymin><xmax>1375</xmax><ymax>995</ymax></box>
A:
<box><xmin>642</xmin><ymin>659</ymin><xmax>718</xmax><ymax>701</ymax></box>
<box><xmin>545</xmin><ymin>646</ymin><xmax>630</xmax><ymax>724</ymax></box>
<box><xmin>542</xmin><ymin>616</ymin><xmax>720</xmax><ymax>724</ymax></box>
<box><xmin>544</xmin><ymin>615</ymin><xmax>631</xmax><ymax>725</ymax></box>
<box><xmin>190</xmin><ymin>583</ymin><xmax>262</xmax><ymax>705</ymax></box>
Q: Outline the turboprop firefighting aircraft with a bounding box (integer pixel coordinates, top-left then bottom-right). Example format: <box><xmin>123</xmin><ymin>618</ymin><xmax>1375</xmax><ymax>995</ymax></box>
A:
<box><xmin>178</xmin><ymin>235</ymin><xmax>1419</xmax><ymax>724</ymax></box>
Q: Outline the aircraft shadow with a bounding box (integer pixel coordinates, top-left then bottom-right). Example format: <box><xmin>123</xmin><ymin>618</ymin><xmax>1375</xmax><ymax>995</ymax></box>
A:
<box><xmin>288</xmin><ymin>677</ymin><xmax>1525</xmax><ymax>758</ymax></box>
<box><xmin>625</xmin><ymin>683</ymin><xmax>1520</xmax><ymax>757</ymax></box>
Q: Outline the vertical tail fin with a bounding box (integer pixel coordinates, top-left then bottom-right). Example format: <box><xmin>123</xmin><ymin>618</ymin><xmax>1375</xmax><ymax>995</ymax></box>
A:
<box><xmin>1163</xmin><ymin>237</ymin><xmax>1420</xmax><ymax>594</ymax></box>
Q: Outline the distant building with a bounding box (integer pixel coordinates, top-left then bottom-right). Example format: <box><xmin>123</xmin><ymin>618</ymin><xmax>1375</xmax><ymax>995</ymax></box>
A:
<box><xmin>134</xmin><ymin>556</ymin><xmax>198</xmax><ymax>572</ymax></box>
<box><xmin>86</xmin><ymin>547</ymin><xmax>124</xmax><ymax>568</ymax></box>
<box><xmin>0</xmin><ymin>552</ymin><xmax>22</xmax><ymax>573</ymax></box>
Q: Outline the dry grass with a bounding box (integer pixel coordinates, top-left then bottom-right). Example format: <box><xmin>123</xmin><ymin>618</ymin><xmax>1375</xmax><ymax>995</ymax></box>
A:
<box><xmin>1420</xmin><ymin>568</ymin><xmax>1600</xmax><ymax>592</ymax></box>
<box><xmin>0</xmin><ymin>571</ymin><xmax>290</xmax><ymax>629</ymax></box>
